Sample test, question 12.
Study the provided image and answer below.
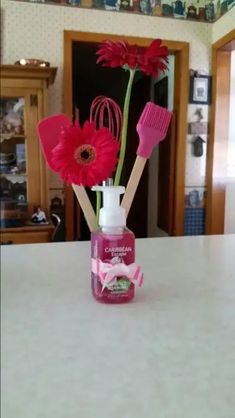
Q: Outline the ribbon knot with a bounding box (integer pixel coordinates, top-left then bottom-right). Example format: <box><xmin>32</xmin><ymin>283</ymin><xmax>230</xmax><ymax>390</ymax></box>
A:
<box><xmin>91</xmin><ymin>258</ymin><xmax>143</xmax><ymax>291</ymax></box>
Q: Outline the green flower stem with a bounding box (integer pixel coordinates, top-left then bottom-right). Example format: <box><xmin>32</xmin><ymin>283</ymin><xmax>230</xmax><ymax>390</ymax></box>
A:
<box><xmin>96</xmin><ymin>190</ymin><xmax>101</xmax><ymax>227</ymax></box>
<box><xmin>114</xmin><ymin>68</ymin><xmax>136</xmax><ymax>186</ymax></box>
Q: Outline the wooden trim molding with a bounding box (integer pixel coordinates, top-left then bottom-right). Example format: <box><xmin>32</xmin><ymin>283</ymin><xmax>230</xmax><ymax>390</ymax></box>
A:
<box><xmin>0</xmin><ymin>65</ymin><xmax>57</xmax><ymax>86</ymax></box>
<box><xmin>63</xmin><ymin>30</ymin><xmax>189</xmax><ymax>239</ymax></box>
<box><xmin>206</xmin><ymin>29</ymin><xmax>235</xmax><ymax>234</ymax></box>
<box><xmin>173</xmin><ymin>44</ymin><xmax>189</xmax><ymax>235</ymax></box>
<box><xmin>212</xmin><ymin>29</ymin><xmax>235</xmax><ymax>51</ymax></box>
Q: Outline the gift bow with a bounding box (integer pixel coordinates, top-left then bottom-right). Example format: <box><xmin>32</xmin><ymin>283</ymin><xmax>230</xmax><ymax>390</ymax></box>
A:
<box><xmin>91</xmin><ymin>258</ymin><xmax>143</xmax><ymax>291</ymax></box>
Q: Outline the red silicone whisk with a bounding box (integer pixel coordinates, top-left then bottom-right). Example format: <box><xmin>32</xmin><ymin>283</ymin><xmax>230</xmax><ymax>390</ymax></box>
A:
<box><xmin>90</xmin><ymin>96</ymin><xmax>122</xmax><ymax>142</ymax></box>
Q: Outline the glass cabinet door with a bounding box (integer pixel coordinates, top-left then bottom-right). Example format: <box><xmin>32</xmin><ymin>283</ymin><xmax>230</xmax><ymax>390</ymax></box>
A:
<box><xmin>0</xmin><ymin>85</ymin><xmax>48</xmax><ymax>230</ymax></box>
<box><xmin>0</xmin><ymin>94</ymin><xmax>28</xmax><ymax>227</ymax></box>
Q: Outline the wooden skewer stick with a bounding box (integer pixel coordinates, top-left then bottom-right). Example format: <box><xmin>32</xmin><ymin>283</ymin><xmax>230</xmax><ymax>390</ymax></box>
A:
<box><xmin>121</xmin><ymin>156</ymin><xmax>146</xmax><ymax>218</ymax></box>
<box><xmin>72</xmin><ymin>184</ymin><xmax>96</xmax><ymax>232</ymax></box>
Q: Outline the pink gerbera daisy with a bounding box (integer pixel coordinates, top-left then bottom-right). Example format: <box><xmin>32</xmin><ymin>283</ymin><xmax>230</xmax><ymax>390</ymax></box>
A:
<box><xmin>51</xmin><ymin>121</ymin><xmax>119</xmax><ymax>187</ymax></box>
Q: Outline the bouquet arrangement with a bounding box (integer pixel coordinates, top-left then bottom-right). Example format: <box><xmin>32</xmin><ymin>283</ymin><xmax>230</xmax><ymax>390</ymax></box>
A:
<box><xmin>37</xmin><ymin>38</ymin><xmax>172</xmax><ymax>232</ymax></box>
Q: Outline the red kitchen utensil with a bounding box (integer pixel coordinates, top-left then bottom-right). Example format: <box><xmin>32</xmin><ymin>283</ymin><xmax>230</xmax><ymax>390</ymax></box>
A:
<box><xmin>37</xmin><ymin>114</ymin><xmax>96</xmax><ymax>232</ymax></box>
<box><xmin>121</xmin><ymin>102</ymin><xmax>172</xmax><ymax>217</ymax></box>
<box><xmin>37</xmin><ymin>114</ymin><xmax>70</xmax><ymax>170</ymax></box>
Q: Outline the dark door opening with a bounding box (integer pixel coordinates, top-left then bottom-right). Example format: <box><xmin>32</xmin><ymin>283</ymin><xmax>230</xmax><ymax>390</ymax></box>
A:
<box><xmin>72</xmin><ymin>41</ymin><xmax>151</xmax><ymax>240</ymax></box>
<box><xmin>64</xmin><ymin>31</ymin><xmax>189</xmax><ymax>238</ymax></box>
<box><xmin>154</xmin><ymin>76</ymin><xmax>176</xmax><ymax>235</ymax></box>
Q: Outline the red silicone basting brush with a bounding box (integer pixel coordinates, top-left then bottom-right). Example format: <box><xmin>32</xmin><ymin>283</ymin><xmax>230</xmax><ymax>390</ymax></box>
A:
<box><xmin>37</xmin><ymin>114</ymin><xmax>96</xmax><ymax>232</ymax></box>
<box><xmin>121</xmin><ymin>102</ymin><xmax>172</xmax><ymax>217</ymax></box>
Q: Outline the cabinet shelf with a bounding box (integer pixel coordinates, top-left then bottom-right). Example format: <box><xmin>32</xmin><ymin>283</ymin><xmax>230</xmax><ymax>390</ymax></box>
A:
<box><xmin>0</xmin><ymin>224</ymin><xmax>55</xmax><ymax>245</ymax></box>
<box><xmin>0</xmin><ymin>172</ymin><xmax>27</xmax><ymax>183</ymax></box>
<box><xmin>0</xmin><ymin>133</ymin><xmax>25</xmax><ymax>143</ymax></box>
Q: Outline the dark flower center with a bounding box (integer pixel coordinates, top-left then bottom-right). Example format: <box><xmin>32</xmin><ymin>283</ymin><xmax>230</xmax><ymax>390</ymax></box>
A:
<box><xmin>74</xmin><ymin>144</ymin><xmax>96</xmax><ymax>165</ymax></box>
<box><xmin>81</xmin><ymin>150</ymin><xmax>90</xmax><ymax>160</ymax></box>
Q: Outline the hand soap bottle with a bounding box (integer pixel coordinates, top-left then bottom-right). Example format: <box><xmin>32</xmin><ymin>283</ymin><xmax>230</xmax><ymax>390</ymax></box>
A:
<box><xmin>91</xmin><ymin>184</ymin><xmax>142</xmax><ymax>303</ymax></box>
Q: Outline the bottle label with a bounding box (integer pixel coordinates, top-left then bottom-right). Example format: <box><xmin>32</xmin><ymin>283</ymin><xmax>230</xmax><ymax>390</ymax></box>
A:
<box><xmin>106</xmin><ymin>275</ymin><xmax>131</xmax><ymax>293</ymax></box>
<box><xmin>104</xmin><ymin>246</ymin><xmax>132</xmax><ymax>258</ymax></box>
<box><xmin>91</xmin><ymin>257</ymin><xmax>143</xmax><ymax>293</ymax></box>
<box><xmin>91</xmin><ymin>231</ymin><xmax>143</xmax><ymax>302</ymax></box>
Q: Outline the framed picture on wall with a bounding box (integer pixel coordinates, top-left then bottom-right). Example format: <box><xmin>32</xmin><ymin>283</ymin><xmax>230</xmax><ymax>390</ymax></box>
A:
<box><xmin>189</xmin><ymin>75</ymin><xmax>212</xmax><ymax>105</ymax></box>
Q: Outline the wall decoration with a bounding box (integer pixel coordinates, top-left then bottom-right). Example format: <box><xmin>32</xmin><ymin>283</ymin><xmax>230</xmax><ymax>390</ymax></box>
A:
<box><xmin>184</xmin><ymin>186</ymin><xmax>206</xmax><ymax>235</ymax></box>
<box><xmin>188</xmin><ymin>106</ymin><xmax>208</xmax><ymax>134</ymax></box>
<box><xmin>185</xmin><ymin>186</ymin><xmax>206</xmax><ymax>207</ymax></box>
<box><xmin>189</xmin><ymin>75</ymin><xmax>212</xmax><ymax>104</ymax></box>
<box><xmin>11</xmin><ymin>0</ymin><xmax>235</xmax><ymax>23</ymax></box>
<box><xmin>185</xmin><ymin>98</ymin><xmax>208</xmax><ymax>235</ymax></box>
<box><xmin>188</xmin><ymin>121</ymin><xmax>208</xmax><ymax>134</ymax></box>
<box><xmin>104</xmin><ymin>0</ymin><xmax>119</xmax><ymax>10</ymax></box>
<box><xmin>184</xmin><ymin>207</ymin><xmax>205</xmax><ymax>235</ymax></box>
<box><xmin>173</xmin><ymin>0</ymin><xmax>186</xmax><ymax>18</ymax></box>
<box><xmin>192</xmin><ymin>136</ymin><xmax>205</xmax><ymax>157</ymax></box>
<box><xmin>187</xmin><ymin>2</ymin><xmax>197</xmax><ymax>19</ymax></box>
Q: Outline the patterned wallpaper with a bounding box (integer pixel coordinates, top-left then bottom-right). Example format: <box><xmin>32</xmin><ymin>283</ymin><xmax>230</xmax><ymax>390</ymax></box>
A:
<box><xmin>1</xmin><ymin>0</ymin><xmax>232</xmax><ymax>235</ymax></box>
<box><xmin>10</xmin><ymin>0</ymin><xmax>235</xmax><ymax>23</ymax></box>
<box><xmin>1</xmin><ymin>0</ymin><xmax>212</xmax><ymax>113</ymax></box>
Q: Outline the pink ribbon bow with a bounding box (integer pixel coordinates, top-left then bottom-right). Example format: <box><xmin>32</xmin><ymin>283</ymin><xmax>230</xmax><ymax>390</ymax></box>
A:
<box><xmin>91</xmin><ymin>258</ymin><xmax>143</xmax><ymax>291</ymax></box>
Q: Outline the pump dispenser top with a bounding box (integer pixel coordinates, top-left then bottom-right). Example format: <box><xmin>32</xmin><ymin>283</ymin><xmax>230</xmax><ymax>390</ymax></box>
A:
<box><xmin>92</xmin><ymin>184</ymin><xmax>126</xmax><ymax>232</ymax></box>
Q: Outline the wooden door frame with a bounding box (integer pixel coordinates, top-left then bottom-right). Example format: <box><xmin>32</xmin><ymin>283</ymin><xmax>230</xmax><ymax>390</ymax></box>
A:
<box><xmin>206</xmin><ymin>29</ymin><xmax>235</xmax><ymax>234</ymax></box>
<box><xmin>63</xmin><ymin>30</ymin><xmax>189</xmax><ymax>240</ymax></box>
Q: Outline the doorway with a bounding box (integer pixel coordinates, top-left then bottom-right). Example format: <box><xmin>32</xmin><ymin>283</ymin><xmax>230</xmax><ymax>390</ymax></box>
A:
<box><xmin>206</xmin><ymin>29</ymin><xmax>235</xmax><ymax>234</ymax></box>
<box><xmin>63</xmin><ymin>31</ymin><xmax>189</xmax><ymax>240</ymax></box>
<box><xmin>72</xmin><ymin>41</ymin><xmax>150</xmax><ymax>239</ymax></box>
<box><xmin>151</xmin><ymin>71</ymin><xmax>176</xmax><ymax>237</ymax></box>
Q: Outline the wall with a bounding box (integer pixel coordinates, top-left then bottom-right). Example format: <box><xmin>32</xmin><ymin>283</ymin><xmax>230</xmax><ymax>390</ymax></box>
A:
<box><xmin>1</xmin><ymin>0</ymin><xmax>212</xmax><ymax>233</ymax></box>
<box><xmin>1</xmin><ymin>9</ymin><xmax>211</xmax><ymax>122</ymax></box>
<box><xmin>212</xmin><ymin>5</ymin><xmax>235</xmax><ymax>43</ymax></box>
<box><xmin>224</xmin><ymin>50</ymin><xmax>235</xmax><ymax>234</ymax></box>
<box><xmin>1</xmin><ymin>0</ymin><xmax>212</xmax><ymax>114</ymax></box>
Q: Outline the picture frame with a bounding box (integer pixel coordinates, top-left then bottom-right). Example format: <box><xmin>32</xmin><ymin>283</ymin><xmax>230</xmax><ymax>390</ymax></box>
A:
<box><xmin>189</xmin><ymin>75</ymin><xmax>212</xmax><ymax>105</ymax></box>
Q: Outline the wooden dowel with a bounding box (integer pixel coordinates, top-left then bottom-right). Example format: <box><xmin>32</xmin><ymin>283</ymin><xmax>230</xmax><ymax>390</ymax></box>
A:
<box><xmin>121</xmin><ymin>156</ymin><xmax>146</xmax><ymax>218</ymax></box>
<box><xmin>72</xmin><ymin>184</ymin><xmax>96</xmax><ymax>232</ymax></box>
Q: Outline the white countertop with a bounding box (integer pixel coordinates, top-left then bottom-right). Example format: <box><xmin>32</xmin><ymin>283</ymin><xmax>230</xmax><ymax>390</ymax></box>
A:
<box><xmin>1</xmin><ymin>235</ymin><xmax>235</xmax><ymax>418</ymax></box>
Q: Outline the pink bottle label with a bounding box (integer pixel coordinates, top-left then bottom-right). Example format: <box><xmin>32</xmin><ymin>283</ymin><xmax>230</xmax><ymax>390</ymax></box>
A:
<box><xmin>91</xmin><ymin>229</ymin><xmax>135</xmax><ymax>303</ymax></box>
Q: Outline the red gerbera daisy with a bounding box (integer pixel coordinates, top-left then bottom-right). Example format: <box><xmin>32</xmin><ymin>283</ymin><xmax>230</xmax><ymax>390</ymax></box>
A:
<box><xmin>96</xmin><ymin>40</ymin><xmax>142</xmax><ymax>70</ymax></box>
<box><xmin>138</xmin><ymin>39</ymin><xmax>169</xmax><ymax>79</ymax></box>
<box><xmin>51</xmin><ymin>121</ymin><xmax>119</xmax><ymax>187</ymax></box>
<box><xmin>96</xmin><ymin>39</ymin><xmax>168</xmax><ymax>79</ymax></box>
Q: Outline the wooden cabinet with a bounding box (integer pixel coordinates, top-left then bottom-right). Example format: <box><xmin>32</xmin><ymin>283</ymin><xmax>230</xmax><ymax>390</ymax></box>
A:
<box><xmin>0</xmin><ymin>65</ymin><xmax>57</xmax><ymax>244</ymax></box>
<box><xmin>0</xmin><ymin>225</ymin><xmax>55</xmax><ymax>245</ymax></box>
